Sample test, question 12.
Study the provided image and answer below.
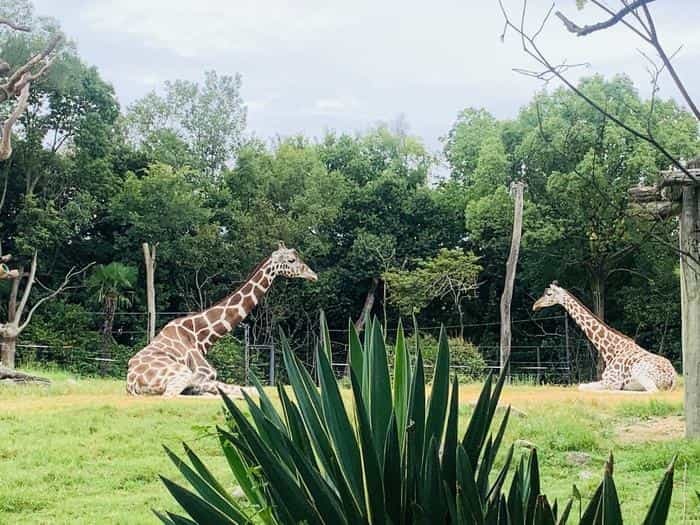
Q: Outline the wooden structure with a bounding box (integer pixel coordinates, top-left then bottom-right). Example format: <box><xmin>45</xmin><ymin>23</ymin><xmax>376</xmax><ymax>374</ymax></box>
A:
<box><xmin>500</xmin><ymin>181</ymin><xmax>525</xmax><ymax>375</ymax></box>
<box><xmin>629</xmin><ymin>159</ymin><xmax>700</xmax><ymax>437</ymax></box>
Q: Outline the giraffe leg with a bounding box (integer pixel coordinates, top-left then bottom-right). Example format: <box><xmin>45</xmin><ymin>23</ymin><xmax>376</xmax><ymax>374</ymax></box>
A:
<box><xmin>163</xmin><ymin>370</ymin><xmax>195</xmax><ymax>397</ymax></box>
<box><xmin>635</xmin><ymin>373</ymin><xmax>659</xmax><ymax>393</ymax></box>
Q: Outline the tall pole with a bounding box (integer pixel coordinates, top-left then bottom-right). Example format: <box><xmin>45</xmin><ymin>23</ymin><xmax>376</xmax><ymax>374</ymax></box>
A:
<box><xmin>679</xmin><ymin>185</ymin><xmax>700</xmax><ymax>437</ymax></box>
<box><xmin>500</xmin><ymin>181</ymin><xmax>525</xmax><ymax>377</ymax></box>
<box><xmin>142</xmin><ymin>243</ymin><xmax>157</xmax><ymax>342</ymax></box>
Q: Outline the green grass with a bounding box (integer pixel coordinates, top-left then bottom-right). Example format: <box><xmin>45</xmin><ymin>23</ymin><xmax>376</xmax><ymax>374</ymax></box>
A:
<box><xmin>1</xmin><ymin>371</ymin><xmax>699</xmax><ymax>524</ymax></box>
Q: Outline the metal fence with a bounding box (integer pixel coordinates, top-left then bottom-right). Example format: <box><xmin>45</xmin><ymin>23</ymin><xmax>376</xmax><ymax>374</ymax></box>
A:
<box><xmin>14</xmin><ymin>310</ymin><xmax>597</xmax><ymax>386</ymax></box>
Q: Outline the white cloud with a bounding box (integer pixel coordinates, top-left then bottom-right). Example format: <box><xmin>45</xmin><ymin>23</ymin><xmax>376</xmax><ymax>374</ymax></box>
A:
<box><xmin>32</xmin><ymin>0</ymin><xmax>700</xmax><ymax>149</ymax></box>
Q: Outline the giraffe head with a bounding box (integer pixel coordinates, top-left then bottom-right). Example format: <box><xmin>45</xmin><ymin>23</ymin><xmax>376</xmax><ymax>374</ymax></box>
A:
<box><xmin>532</xmin><ymin>281</ymin><xmax>566</xmax><ymax>311</ymax></box>
<box><xmin>270</xmin><ymin>242</ymin><xmax>318</xmax><ymax>281</ymax></box>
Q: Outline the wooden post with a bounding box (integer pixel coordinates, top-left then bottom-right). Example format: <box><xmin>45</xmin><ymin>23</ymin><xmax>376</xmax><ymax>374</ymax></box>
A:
<box><xmin>142</xmin><ymin>243</ymin><xmax>157</xmax><ymax>343</ymax></box>
<box><xmin>564</xmin><ymin>314</ymin><xmax>572</xmax><ymax>384</ymax></box>
<box><xmin>629</xmin><ymin>162</ymin><xmax>700</xmax><ymax>437</ymax></box>
<box><xmin>500</xmin><ymin>181</ymin><xmax>525</xmax><ymax>376</ymax></box>
<box><xmin>679</xmin><ymin>185</ymin><xmax>699</xmax><ymax>437</ymax></box>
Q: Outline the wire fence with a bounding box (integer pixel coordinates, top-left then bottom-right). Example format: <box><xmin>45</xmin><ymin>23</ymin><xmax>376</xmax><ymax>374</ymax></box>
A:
<box><xmin>14</xmin><ymin>309</ymin><xmax>598</xmax><ymax>386</ymax></box>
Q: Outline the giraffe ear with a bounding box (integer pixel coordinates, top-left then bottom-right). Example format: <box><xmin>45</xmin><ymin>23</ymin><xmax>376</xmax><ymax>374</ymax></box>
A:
<box><xmin>277</xmin><ymin>240</ymin><xmax>286</xmax><ymax>250</ymax></box>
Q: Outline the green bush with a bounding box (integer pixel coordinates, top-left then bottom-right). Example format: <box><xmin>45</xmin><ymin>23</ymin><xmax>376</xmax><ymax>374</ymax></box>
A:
<box><xmin>159</xmin><ymin>317</ymin><xmax>678</xmax><ymax>524</ymax></box>
<box><xmin>207</xmin><ymin>335</ymin><xmax>246</xmax><ymax>385</ymax></box>
<box><xmin>406</xmin><ymin>332</ymin><xmax>486</xmax><ymax>380</ymax></box>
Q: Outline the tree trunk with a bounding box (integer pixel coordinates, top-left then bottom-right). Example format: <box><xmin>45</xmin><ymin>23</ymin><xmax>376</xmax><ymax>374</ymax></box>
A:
<box><xmin>1</xmin><ymin>335</ymin><xmax>16</xmax><ymax>368</ymax></box>
<box><xmin>0</xmin><ymin>364</ymin><xmax>50</xmax><ymax>384</ymax></box>
<box><xmin>457</xmin><ymin>301</ymin><xmax>465</xmax><ymax>340</ymax></box>
<box><xmin>590</xmin><ymin>272</ymin><xmax>607</xmax><ymax>379</ymax></box>
<box><xmin>100</xmin><ymin>298</ymin><xmax>116</xmax><ymax>375</ymax></box>
<box><xmin>500</xmin><ymin>182</ymin><xmax>525</xmax><ymax>375</ymax></box>
<box><xmin>354</xmin><ymin>277</ymin><xmax>379</xmax><ymax>332</ymax></box>
<box><xmin>382</xmin><ymin>279</ymin><xmax>388</xmax><ymax>335</ymax></box>
<box><xmin>680</xmin><ymin>185</ymin><xmax>700</xmax><ymax>438</ymax></box>
<box><xmin>142</xmin><ymin>242</ymin><xmax>157</xmax><ymax>342</ymax></box>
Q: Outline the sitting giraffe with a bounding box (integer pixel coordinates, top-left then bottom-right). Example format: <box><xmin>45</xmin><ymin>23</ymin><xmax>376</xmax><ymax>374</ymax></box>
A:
<box><xmin>126</xmin><ymin>243</ymin><xmax>317</xmax><ymax>397</ymax></box>
<box><xmin>533</xmin><ymin>282</ymin><xmax>676</xmax><ymax>392</ymax></box>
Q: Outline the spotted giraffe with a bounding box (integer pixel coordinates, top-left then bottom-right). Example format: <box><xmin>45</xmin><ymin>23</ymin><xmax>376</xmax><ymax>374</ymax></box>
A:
<box><xmin>126</xmin><ymin>243</ymin><xmax>317</xmax><ymax>397</ymax></box>
<box><xmin>533</xmin><ymin>282</ymin><xmax>676</xmax><ymax>392</ymax></box>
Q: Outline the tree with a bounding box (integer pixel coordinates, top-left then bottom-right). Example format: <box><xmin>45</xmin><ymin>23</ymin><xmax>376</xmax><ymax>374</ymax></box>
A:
<box><xmin>0</xmin><ymin>252</ymin><xmax>88</xmax><ymax>370</ymax></box>
<box><xmin>500</xmin><ymin>182</ymin><xmax>525</xmax><ymax>374</ymax></box>
<box><xmin>124</xmin><ymin>70</ymin><xmax>247</xmax><ymax>175</ymax></box>
<box><xmin>384</xmin><ymin>248</ymin><xmax>482</xmax><ymax>338</ymax></box>
<box><xmin>0</xmin><ymin>0</ymin><xmax>61</xmax><ymax>162</ymax></box>
<box><xmin>87</xmin><ymin>262</ymin><xmax>137</xmax><ymax>373</ymax></box>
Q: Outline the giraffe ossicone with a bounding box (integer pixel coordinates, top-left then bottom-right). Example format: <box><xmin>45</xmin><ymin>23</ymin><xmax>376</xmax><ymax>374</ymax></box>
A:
<box><xmin>533</xmin><ymin>282</ymin><xmax>676</xmax><ymax>392</ymax></box>
<box><xmin>126</xmin><ymin>245</ymin><xmax>318</xmax><ymax>397</ymax></box>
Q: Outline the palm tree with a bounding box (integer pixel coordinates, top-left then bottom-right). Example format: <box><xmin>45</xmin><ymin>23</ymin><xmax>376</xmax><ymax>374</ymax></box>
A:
<box><xmin>87</xmin><ymin>262</ymin><xmax>138</xmax><ymax>374</ymax></box>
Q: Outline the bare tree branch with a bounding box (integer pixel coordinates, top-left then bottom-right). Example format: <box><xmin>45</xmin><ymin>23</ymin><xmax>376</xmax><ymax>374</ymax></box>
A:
<box><xmin>18</xmin><ymin>262</ymin><xmax>93</xmax><ymax>333</ymax></box>
<box><xmin>0</xmin><ymin>18</ymin><xmax>30</xmax><ymax>32</ymax></box>
<box><xmin>0</xmin><ymin>77</ymin><xmax>29</xmax><ymax>160</ymax></box>
<box><xmin>15</xmin><ymin>251</ymin><xmax>37</xmax><ymax>322</ymax></box>
<box><xmin>555</xmin><ymin>0</ymin><xmax>655</xmax><ymax>37</ymax></box>
<box><xmin>498</xmin><ymin>0</ymin><xmax>698</xmax><ymax>183</ymax></box>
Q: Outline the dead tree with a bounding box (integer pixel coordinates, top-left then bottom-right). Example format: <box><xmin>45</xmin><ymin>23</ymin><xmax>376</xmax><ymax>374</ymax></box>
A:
<box><xmin>142</xmin><ymin>242</ymin><xmax>157</xmax><ymax>342</ymax></box>
<box><xmin>0</xmin><ymin>252</ymin><xmax>91</xmax><ymax>381</ymax></box>
<box><xmin>0</xmin><ymin>20</ymin><xmax>62</xmax><ymax>160</ymax></box>
<box><xmin>500</xmin><ymin>181</ymin><xmax>525</xmax><ymax>375</ymax></box>
<box><xmin>354</xmin><ymin>277</ymin><xmax>379</xmax><ymax>332</ymax></box>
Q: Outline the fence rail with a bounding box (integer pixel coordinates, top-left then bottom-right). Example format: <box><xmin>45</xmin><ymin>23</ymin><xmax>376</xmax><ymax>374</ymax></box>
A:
<box><xmin>13</xmin><ymin>311</ymin><xmax>599</xmax><ymax>386</ymax></box>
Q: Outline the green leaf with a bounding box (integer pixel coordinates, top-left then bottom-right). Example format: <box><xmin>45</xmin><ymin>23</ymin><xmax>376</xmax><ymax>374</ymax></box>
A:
<box><xmin>533</xmin><ymin>495</ymin><xmax>556</xmax><ymax>525</ymax></box>
<box><xmin>248</xmin><ymin>372</ymin><xmax>285</xmax><ymax>431</ymax></box>
<box><xmin>405</xmin><ymin>337</ymin><xmax>426</xmax><ymax>506</ymax></box>
<box><xmin>393</xmin><ymin>319</ymin><xmax>410</xmax><ymax>450</ymax></box>
<box><xmin>152</xmin><ymin>510</ymin><xmax>178</xmax><ymax>525</ymax></box>
<box><xmin>315</xmin><ymin>339</ymin><xmax>365</xmax><ymax>509</ymax></box>
<box><xmin>420</xmin><ymin>436</ymin><xmax>446</xmax><ymax>523</ymax></box>
<box><xmin>220</xmin><ymin>392</ymin><xmax>323</xmax><ymax>524</ymax></box>
<box><xmin>163</xmin><ymin>446</ymin><xmax>250</xmax><ymax>523</ymax></box>
<box><xmin>368</xmin><ymin>318</ymin><xmax>393</xmax><ymax>464</ymax></box>
<box><xmin>182</xmin><ymin>443</ymin><xmax>237</xmax><ymax>506</ymax></box>
<box><xmin>424</xmin><ymin>326</ymin><xmax>450</xmax><ymax>458</ymax></box>
<box><xmin>383</xmin><ymin>413</ymin><xmax>402</xmax><ymax>525</ymax></box>
<box><xmin>462</xmin><ymin>373</ymin><xmax>493</xmax><ymax>469</ymax></box>
<box><xmin>217</xmin><ymin>431</ymin><xmax>267</xmax><ymax>512</ymax></box>
<box><xmin>281</xmin><ymin>336</ymin><xmax>338</xmax><ymax>477</ymax></box>
<box><xmin>557</xmin><ymin>499</ymin><xmax>573</xmax><ymax>525</ymax></box>
<box><xmin>456</xmin><ymin>444</ymin><xmax>484</xmax><ymax>525</ymax></box>
<box><xmin>348</xmin><ymin>318</ymin><xmax>364</xmax><ymax>380</ymax></box>
<box><xmin>350</xmin><ymin>370</ymin><xmax>386</xmax><ymax>523</ymax></box>
<box><xmin>160</xmin><ymin>476</ymin><xmax>239</xmax><ymax>525</ymax></box>
<box><xmin>525</xmin><ymin>449</ymin><xmax>542</xmax><ymax>523</ymax></box>
<box><xmin>277</xmin><ymin>383</ymin><xmax>315</xmax><ymax>461</ymax></box>
<box><xmin>642</xmin><ymin>456</ymin><xmax>676</xmax><ymax>525</ymax></box>
<box><xmin>441</xmin><ymin>375</ymin><xmax>459</xmax><ymax>497</ymax></box>
<box><xmin>479</xmin><ymin>407</ymin><xmax>511</xmax><ymax>500</ymax></box>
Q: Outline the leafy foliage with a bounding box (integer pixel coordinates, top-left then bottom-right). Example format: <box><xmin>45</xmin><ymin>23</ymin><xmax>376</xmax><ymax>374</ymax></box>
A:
<box><xmin>159</xmin><ymin>317</ymin><xmax>679</xmax><ymax>524</ymax></box>
<box><xmin>405</xmin><ymin>333</ymin><xmax>486</xmax><ymax>380</ymax></box>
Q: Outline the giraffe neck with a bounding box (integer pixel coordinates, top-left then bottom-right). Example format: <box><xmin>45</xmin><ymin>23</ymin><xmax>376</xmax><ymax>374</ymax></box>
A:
<box><xmin>191</xmin><ymin>258</ymin><xmax>276</xmax><ymax>353</ymax></box>
<box><xmin>560</xmin><ymin>291</ymin><xmax>626</xmax><ymax>364</ymax></box>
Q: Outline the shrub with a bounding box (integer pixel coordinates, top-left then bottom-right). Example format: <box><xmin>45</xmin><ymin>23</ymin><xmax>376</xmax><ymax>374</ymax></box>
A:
<box><xmin>207</xmin><ymin>335</ymin><xmax>246</xmax><ymax>385</ymax></box>
<box><xmin>406</xmin><ymin>332</ymin><xmax>486</xmax><ymax>380</ymax></box>
<box><xmin>159</xmin><ymin>317</ymin><xmax>678</xmax><ymax>524</ymax></box>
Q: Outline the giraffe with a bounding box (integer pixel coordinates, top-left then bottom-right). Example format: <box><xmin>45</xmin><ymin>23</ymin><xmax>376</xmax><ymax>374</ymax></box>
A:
<box><xmin>126</xmin><ymin>243</ymin><xmax>317</xmax><ymax>397</ymax></box>
<box><xmin>533</xmin><ymin>282</ymin><xmax>676</xmax><ymax>392</ymax></box>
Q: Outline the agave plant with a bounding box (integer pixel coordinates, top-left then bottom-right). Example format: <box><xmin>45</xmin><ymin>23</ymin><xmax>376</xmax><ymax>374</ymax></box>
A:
<box><xmin>157</xmin><ymin>315</ymin><xmax>677</xmax><ymax>524</ymax></box>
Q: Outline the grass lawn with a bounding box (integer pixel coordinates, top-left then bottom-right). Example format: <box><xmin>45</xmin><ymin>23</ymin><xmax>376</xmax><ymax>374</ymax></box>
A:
<box><xmin>1</xmin><ymin>369</ymin><xmax>699</xmax><ymax>524</ymax></box>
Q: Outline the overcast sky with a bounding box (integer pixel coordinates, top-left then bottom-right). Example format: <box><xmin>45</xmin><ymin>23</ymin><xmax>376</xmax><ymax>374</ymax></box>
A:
<box><xmin>33</xmin><ymin>0</ymin><xmax>700</xmax><ymax>152</ymax></box>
